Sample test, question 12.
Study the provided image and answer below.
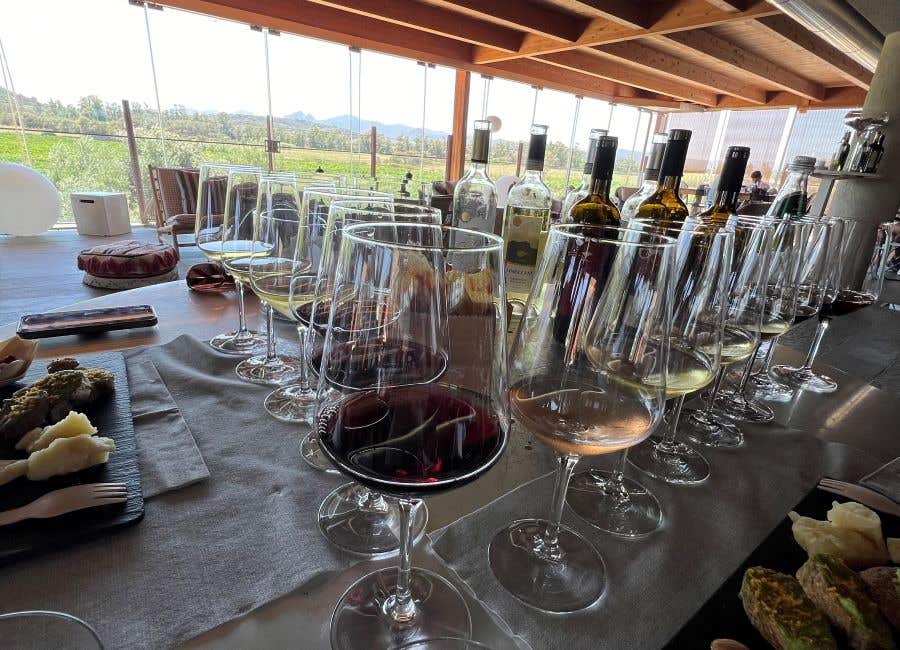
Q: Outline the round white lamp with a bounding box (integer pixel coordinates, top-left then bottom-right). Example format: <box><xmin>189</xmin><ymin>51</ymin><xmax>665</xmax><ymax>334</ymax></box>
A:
<box><xmin>0</xmin><ymin>163</ymin><xmax>61</xmax><ymax>236</ymax></box>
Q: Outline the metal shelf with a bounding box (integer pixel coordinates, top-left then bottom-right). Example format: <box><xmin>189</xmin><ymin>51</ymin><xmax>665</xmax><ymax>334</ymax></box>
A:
<box><xmin>811</xmin><ymin>169</ymin><xmax>881</xmax><ymax>180</ymax></box>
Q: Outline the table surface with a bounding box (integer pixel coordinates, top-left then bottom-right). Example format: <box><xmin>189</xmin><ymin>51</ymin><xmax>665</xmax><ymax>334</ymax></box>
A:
<box><xmin>2</xmin><ymin>279</ymin><xmax>898</xmax><ymax>649</ymax></box>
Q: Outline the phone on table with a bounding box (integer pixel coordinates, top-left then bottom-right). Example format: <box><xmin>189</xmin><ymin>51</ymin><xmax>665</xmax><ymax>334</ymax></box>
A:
<box><xmin>16</xmin><ymin>305</ymin><xmax>158</xmax><ymax>339</ymax></box>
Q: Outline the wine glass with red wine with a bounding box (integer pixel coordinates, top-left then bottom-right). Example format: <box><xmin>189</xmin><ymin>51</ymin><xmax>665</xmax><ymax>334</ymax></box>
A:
<box><xmin>489</xmin><ymin>224</ymin><xmax>675</xmax><ymax>613</ymax></box>
<box><xmin>751</xmin><ymin>218</ymin><xmax>842</xmax><ymax>401</ymax></box>
<box><xmin>770</xmin><ymin>219</ymin><xmax>892</xmax><ymax>393</ymax></box>
<box><xmin>315</xmin><ymin>222</ymin><xmax>508</xmax><ymax>649</ymax></box>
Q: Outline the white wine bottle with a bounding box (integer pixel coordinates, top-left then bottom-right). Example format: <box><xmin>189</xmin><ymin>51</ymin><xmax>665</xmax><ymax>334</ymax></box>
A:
<box><xmin>620</xmin><ymin>132</ymin><xmax>667</xmax><ymax>225</ymax></box>
<box><xmin>451</xmin><ymin>119</ymin><xmax>498</xmax><ymax>236</ymax></box>
<box><xmin>502</xmin><ymin>124</ymin><xmax>553</xmax><ymax>308</ymax></box>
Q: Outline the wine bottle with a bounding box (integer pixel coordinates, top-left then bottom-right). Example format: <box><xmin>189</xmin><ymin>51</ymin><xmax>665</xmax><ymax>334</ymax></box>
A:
<box><xmin>862</xmin><ymin>130</ymin><xmax>884</xmax><ymax>173</ymax></box>
<box><xmin>620</xmin><ymin>132</ymin><xmax>667</xmax><ymax>225</ymax></box>
<box><xmin>560</xmin><ymin>128</ymin><xmax>607</xmax><ymax>223</ymax></box>
<box><xmin>636</xmin><ymin>128</ymin><xmax>692</xmax><ymax>228</ymax></box>
<box><xmin>697</xmin><ymin>145</ymin><xmax>750</xmax><ymax>229</ymax></box>
<box><xmin>502</xmin><ymin>124</ymin><xmax>553</xmax><ymax>308</ymax></box>
<box><xmin>831</xmin><ymin>131</ymin><xmax>851</xmax><ymax>171</ymax></box>
<box><xmin>766</xmin><ymin>155</ymin><xmax>815</xmax><ymax>219</ymax></box>
<box><xmin>451</xmin><ymin>120</ymin><xmax>498</xmax><ymax>235</ymax></box>
<box><xmin>569</xmin><ymin>135</ymin><xmax>620</xmax><ymax>227</ymax></box>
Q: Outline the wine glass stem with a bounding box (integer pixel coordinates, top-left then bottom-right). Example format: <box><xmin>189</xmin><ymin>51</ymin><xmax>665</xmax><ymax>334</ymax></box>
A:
<box><xmin>235</xmin><ymin>279</ymin><xmax>250</xmax><ymax>338</ymax></box>
<box><xmin>295</xmin><ymin>325</ymin><xmax>310</xmax><ymax>391</ymax></box>
<box><xmin>757</xmin><ymin>337</ymin><xmax>778</xmax><ymax>375</ymax></box>
<box><xmin>542</xmin><ymin>453</ymin><xmax>579</xmax><ymax>560</ymax></box>
<box><xmin>801</xmin><ymin>318</ymin><xmax>829</xmax><ymax>371</ymax></box>
<box><xmin>660</xmin><ymin>395</ymin><xmax>686</xmax><ymax>446</ymax></box>
<box><xmin>610</xmin><ymin>450</ymin><xmax>630</xmax><ymax>500</ymax></box>
<box><xmin>736</xmin><ymin>341</ymin><xmax>762</xmax><ymax>395</ymax></box>
<box><xmin>264</xmin><ymin>303</ymin><xmax>277</xmax><ymax>362</ymax></box>
<box><xmin>703</xmin><ymin>367</ymin><xmax>727</xmax><ymax>415</ymax></box>
<box><xmin>389</xmin><ymin>498</ymin><xmax>419</xmax><ymax>624</ymax></box>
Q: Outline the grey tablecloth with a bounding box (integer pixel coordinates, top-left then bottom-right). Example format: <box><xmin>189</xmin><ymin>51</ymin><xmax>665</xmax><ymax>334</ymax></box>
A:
<box><xmin>0</xmin><ymin>335</ymin><xmax>354</xmax><ymax>649</ymax></box>
<box><xmin>430</xmin><ymin>428</ymin><xmax>829</xmax><ymax>650</ymax></box>
<box><xmin>861</xmin><ymin>456</ymin><xmax>900</xmax><ymax>501</ymax></box>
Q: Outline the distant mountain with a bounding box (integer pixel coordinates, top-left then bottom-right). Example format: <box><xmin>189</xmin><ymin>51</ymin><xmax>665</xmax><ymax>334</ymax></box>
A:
<box><xmin>284</xmin><ymin>111</ymin><xmax>448</xmax><ymax>140</ymax></box>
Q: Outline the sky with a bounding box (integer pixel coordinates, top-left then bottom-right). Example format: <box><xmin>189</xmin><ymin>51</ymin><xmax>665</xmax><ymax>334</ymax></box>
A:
<box><xmin>1</xmin><ymin>0</ymin><xmax>644</xmax><ymax>150</ymax></box>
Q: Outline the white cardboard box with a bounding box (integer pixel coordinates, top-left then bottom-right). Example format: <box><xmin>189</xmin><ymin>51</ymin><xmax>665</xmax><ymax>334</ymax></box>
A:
<box><xmin>70</xmin><ymin>191</ymin><xmax>132</xmax><ymax>236</ymax></box>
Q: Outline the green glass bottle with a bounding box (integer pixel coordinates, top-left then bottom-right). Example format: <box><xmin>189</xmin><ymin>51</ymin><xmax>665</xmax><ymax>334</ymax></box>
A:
<box><xmin>636</xmin><ymin>128</ymin><xmax>692</xmax><ymax>228</ymax></box>
<box><xmin>569</xmin><ymin>135</ymin><xmax>620</xmax><ymax>228</ymax></box>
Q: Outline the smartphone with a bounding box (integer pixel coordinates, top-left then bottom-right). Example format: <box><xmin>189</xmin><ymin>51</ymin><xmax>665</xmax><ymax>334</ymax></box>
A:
<box><xmin>17</xmin><ymin>305</ymin><xmax>158</xmax><ymax>339</ymax></box>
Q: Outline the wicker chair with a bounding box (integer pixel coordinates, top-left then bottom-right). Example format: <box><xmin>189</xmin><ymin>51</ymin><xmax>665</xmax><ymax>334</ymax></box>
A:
<box><xmin>148</xmin><ymin>165</ymin><xmax>199</xmax><ymax>259</ymax></box>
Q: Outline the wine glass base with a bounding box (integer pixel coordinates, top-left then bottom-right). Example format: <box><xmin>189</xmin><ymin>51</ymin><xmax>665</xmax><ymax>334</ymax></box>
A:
<box><xmin>681</xmin><ymin>409</ymin><xmax>744</xmax><ymax>448</ymax></box>
<box><xmin>713</xmin><ymin>390</ymin><xmax>774</xmax><ymax>423</ymax></box>
<box><xmin>566</xmin><ymin>470</ymin><xmax>662</xmax><ymax>537</ymax></box>
<box><xmin>319</xmin><ymin>483</ymin><xmax>428</xmax><ymax>556</ymax></box>
<box><xmin>628</xmin><ymin>437</ymin><xmax>710</xmax><ymax>484</ymax></box>
<box><xmin>300</xmin><ymin>433</ymin><xmax>340</xmax><ymax>474</ymax></box>
<box><xmin>751</xmin><ymin>373</ymin><xmax>794</xmax><ymax>402</ymax></box>
<box><xmin>330</xmin><ymin>568</ymin><xmax>471</xmax><ymax>650</ymax></box>
<box><xmin>488</xmin><ymin>518</ymin><xmax>605</xmax><ymax>613</ymax></box>
<box><xmin>264</xmin><ymin>384</ymin><xmax>316</xmax><ymax>423</ymax></box>
<box><xmin>770</xmin><ymin>364</ymin><xmax>837</xmax><ymax>393</ymax></box>
<box><xmin>209</xmin><ymin>331</ymin><xmax>265</xmax><ymax>356</ymax></box>
<box><xmin>235</xmin><ymin>354</ymin><xmax>303</xmax><ymax>386</ymax></box>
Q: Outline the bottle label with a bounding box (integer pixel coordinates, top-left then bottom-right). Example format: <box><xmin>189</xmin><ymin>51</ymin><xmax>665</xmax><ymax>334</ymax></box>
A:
<box><xmin>503</xmin><ymin>206</ymin><xmax>549</xmax><ymax>295</ymax></box>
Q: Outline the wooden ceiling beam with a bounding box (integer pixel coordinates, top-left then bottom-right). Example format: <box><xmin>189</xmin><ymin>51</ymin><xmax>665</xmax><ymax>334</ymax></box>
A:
<box><xmin>716</xmin><ymin>86</ymin><xmax>866</xmax><ymax>109</ymax></box>
<box><xmin>537</xmin><ymin>49</ymin><xmax>719</xmax><ymax>106</ymax></box>
<box><xmin>474</xmin><ymin>0</ymin><xmax>780</xmax><ymax>63</ymax></box>
<box><xmin>754</xmin><ymin>15</ymin><xmax>873</xmax><ymax>89</ymax></box>
<box><xmin>426</xmin><ymin>0</ymin><xmax>586</xmax><ymax>42</ymax></box>
<box><xmin>557</xmin><ymin>1</ymin><xmax>654</xmax><ymax>29</ymax></box>
<box><xmin>303</xmin><ymin>0</ymin><xmax>524</xmax><ymax>52</ymax></box>
<box><xmin>663</xmin><ymin>29</ymin><xmax>826</xmax><ymax>101</ymax></box>
<box><xmin>595</xmin><ymin>41</ymin><xmax>767</xmax><ymax>104</ymax></box>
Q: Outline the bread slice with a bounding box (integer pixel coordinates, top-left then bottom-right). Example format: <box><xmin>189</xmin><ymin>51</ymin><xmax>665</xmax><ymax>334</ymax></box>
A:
<box><xmin>859</xmin><ymin>567</ymin><xmax>900</xmax><ymax>630</ymax></box>
<box><xmin>797</xmin><ymin>554</ymin><xmax>895</xmax><ymax>650</ymax></box>
<box><xmin>740</xmin><ymin>566</ymin><xmax>837</xmax><ymax>649</ymax></box>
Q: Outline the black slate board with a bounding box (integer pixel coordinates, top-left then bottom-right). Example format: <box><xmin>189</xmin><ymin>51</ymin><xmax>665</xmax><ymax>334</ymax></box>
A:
<box><xmin>0</xmin><ymin>352</ymin><xmax>144</xmax><ymax>565</ymax></box>
<box><xmin>666</xmin><ymin>487</ymin><xmax>900</xmax><ymax>649</ymax></box>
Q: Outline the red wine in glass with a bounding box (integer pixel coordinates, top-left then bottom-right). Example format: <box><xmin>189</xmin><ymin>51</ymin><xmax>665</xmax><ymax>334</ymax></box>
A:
<box><xmin>792</xmin><ymin>303</ymin><xmax>818</xmax><ymax>325</ymax></box>
<box><xmin>317</xmin><ymin>383</ymin><xmax>506</xmax><ymax>495</ymax></box>
<box><xmin>818</xmin><ymin>290</ymin><xmax>876</xmax><ymax>320</ymax></box>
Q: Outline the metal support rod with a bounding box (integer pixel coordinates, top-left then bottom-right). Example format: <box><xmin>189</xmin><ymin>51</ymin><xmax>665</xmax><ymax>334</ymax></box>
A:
<box><xmin>121</xmin><ymin>100</ymin><xmax>147</xmax><ymax>224</ymax></box>
<box><xmin>771</xmin><ymin>106</ymin><xmax>798</xmax><ymax>182</ymax></box>
<box><xmin>563</xmin><ymin>95</ymin><xmax>582</xmax><ymax>192</ymax></box>
<box><xmin>637</xmin><ymin>110</ymin><xmax>654</xmax><ymax>180</ymax></box>
<box><xmin>530</xmin><ymin>85</ymin><xmax>541</xmax><ymax>126</ymax></box>
<box><xmin>263</xmin><ymin>29</ymin><xmax>275</xmax><ymax>172</ymax></box>
<box><xmin>142</xmin><ymin>2</ymin><xmax>167</xmax><ymax>163</ymax></box>
<box><xmin>419</xmin><ymin>62</ymin><xmax>428</xmax><ymax>182</ymax></box>
<box><xmin>370</xmin><ymin>126</ymin><xmax>377</xmax><ymax>179</ymax></box>
<box><xmin>622</xmin><ymin>108</ymin><xmax>643</xmax><ymax>188</ymax></box>
<box><xmin>0</xmin><ymin>36</ymin><xmax>31</xmax><ymax>166</ymax></box>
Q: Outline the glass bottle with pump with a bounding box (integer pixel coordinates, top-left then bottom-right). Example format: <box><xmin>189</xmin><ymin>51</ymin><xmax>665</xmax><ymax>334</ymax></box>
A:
<box><xmin>451</xmin><ymin>120</ymin><xmax>498</xmax><ymax>237</ymax></box>
<box><xmin>698</xmin><ymin>146</ymin><xmax>751</xmax><ymax>229</ymax></box>
<box><xmin>636</xmin><ymin>129</ymin><xmax>692</xmax><ymax>228</ymax></box>
<box><xmin>620</xmin><ymin>132</ymin><xmax>667</xmax><ymax>225</ymax></box>
<box><xmin>569</xmin><ymin>135</ymin><xmax>620</xmax><ymax>227</ymax></box>
<box><xmin>561</xmin><ymin>128</ymin><xmax>607</xmax><ymax>222</ymax></box>
<box><xmin>766</xmin><ymin>155</ymin><xmax>815</xmax><ymax>219</ymax></box>
<box><xmin>502</xmin><ymin>124</ymin><xmax>553</xmax><ymax>308</ymax></box>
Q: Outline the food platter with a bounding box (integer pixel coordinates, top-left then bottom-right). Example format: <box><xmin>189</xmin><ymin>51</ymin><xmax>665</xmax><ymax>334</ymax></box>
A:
<box><xmin>0</xmin><ymin>352</ymin><xmax>144</xmax><ymax>565</ymax></box>
<box><xmin>667</xmin><ymin>487</ymin><xmax>900</xmax><ymax>649</ymax></box>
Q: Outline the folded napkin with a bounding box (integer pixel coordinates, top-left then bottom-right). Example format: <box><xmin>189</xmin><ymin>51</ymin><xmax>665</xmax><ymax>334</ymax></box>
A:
<box><xmin>125</xmin><ymin>353</ymin><xmax>209</xmax><ymax>498</ymax></box>
<box><xmin>431</xmin><ymin>428</ymin><xmax>827</xmax><ymax>650</ymax></box>
<box><xmin>860</xmin><ymin>456</ymin><xmax>900</xmax><ymax>502</ymax></box>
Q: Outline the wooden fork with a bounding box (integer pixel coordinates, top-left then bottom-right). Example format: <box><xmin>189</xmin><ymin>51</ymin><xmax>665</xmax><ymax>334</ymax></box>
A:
<box><xmin>0</xmin><ymin>483</ymin><xmax>127</xmax><ymax>526</ymax></box>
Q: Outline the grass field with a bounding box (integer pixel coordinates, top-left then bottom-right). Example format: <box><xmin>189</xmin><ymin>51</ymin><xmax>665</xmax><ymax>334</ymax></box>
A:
<box><xmin>2</xmin><ymin>131</ymin><xmax>666</xmax><ymax>223</ymax></box>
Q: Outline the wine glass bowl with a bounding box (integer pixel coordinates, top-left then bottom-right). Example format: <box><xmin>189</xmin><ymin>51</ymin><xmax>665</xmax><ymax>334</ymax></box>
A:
<box><xmin>316</xmin><ymin>222</ymin><xmax>508</xmax><ymax>648</ymax></box>
<box><xmin>490</xmin><ymin>223</ymin><xmax>675</xmax><ymax>612</ymax></box>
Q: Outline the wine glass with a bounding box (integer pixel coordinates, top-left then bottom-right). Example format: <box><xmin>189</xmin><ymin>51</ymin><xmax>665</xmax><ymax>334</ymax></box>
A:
<box><xmin>681</xmin><ymin>218</ymin><xmax>774</xmax><ymax>447</ymax></box>
<box><xmin>713</xmin><ymin>217</ymin><xmax>812</xmax><ymax>423</ymax></box>
<box><xmin>0</xmin><ymin>611</ymin><xmax>104</xmax><ymax>649</ymax></box>
<box><xmin>752</xmin><ymin>218</ymin><xmax>842</xmax><ymax>401</ymax></box>
<box><xmin>198</xmin><ymin>164</ymin><xmax>267</xmax><ymax>355</ymax></box>
<box><xmin>490</xmin><ymin>223</ymin><xmax>675</xmax><ymax>613</ymax></box>
<box><xmin>623</xmin><ymin>222</ymin><xmax>733</xmax><ymax>486</ymax></box>
<box><xmin>394</xmin><ymin>639</ymin><xmax>493</xmax><ymax>650</ymax></box>
<box><xmin>316</xmin><ymin>222</ymin><xmax>508</xmax><ymax>648</ymax></box>
<box><xmin>770</xmin><ymin>219</ymin><xmax>892</xmax><ymax>392</ymax></box>
<box><xmin>235</xmin><ymin>173</ymin><xmax>305</xmax><ymax>385</ymax></box>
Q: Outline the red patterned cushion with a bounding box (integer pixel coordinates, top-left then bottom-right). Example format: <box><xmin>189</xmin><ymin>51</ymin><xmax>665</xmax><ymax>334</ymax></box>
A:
<box><xmin>77</xmin><ymin>240</ymin><xmax>178</xmax><ymax>279</ymax></box>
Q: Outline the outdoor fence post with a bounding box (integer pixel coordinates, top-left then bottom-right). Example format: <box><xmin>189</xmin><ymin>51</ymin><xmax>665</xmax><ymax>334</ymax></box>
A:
<box><xmin>445</xmin><ymin>134</ymin><xmax>453</xmax><ymax>180</ymax></box>
<box><xmin>370</xmin><ymin>126</ymin><xmax>377</xmax><ymax>179</ymax></box>
<box><xmin>515</xmin><ymin>142</ymin><xmax>524</xmax><ymax>177</ymax></box>
<box><xmin>121</xmin><ymin>99</ymin><xmax>147</xmax><ymax>225</ymax></box>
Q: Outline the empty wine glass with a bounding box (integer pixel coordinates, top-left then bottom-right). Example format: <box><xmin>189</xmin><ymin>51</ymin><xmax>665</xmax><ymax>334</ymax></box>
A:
<box><xmin>394</xmin><ymin>639</ymin><xmax>493</xmax><ymax>650</ymax></box>
<box><xmin>681</xmin><ymin>218</ymin><xmax>773</xmax><ymax>447</ymax></box>
<box><xmin>236</xmin><ymin>173</ymin><xmax>305</xmax><ymax>385</ymax></box>
<box><xmin>754</xmin><ymin>218</ymin><xmax>842</xmax><ymax>400</ymax></box>
<box><xmin>770</xmin><ymin>219</ymin><xmax>893</xmax><ymax>392</ymax></box>
<box><xmin>625</xmin><ymin>222</ymin><xmax>733</xmax><ymax>486</ymax></box>
<box><xmin>314</xmin><ymin>203</ymin><xmax>442</xmax><ymax>557</ymax></box>
<box><xmin>198</xmin><ymin>164</ymin><xmax>267</xmax><ymax>355</ymax></box>
<box><xmin>0</xmin><ymin>611</ymin><xmax>104</xmax><ymax>649</ymax></box>
<box><xmin>490</xmin><ymin>224</ymin><xmax>674</xmax><ymax>613</ymax></box>
<box><xmin>714</xmin><ymin>217</ymin><xmax>812</xmax><ymax>423</ymax></box>
<box><xmin>316</xmin><ymin>222</ymin><xmax>508</xmax><ymax>648</ymax></box>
